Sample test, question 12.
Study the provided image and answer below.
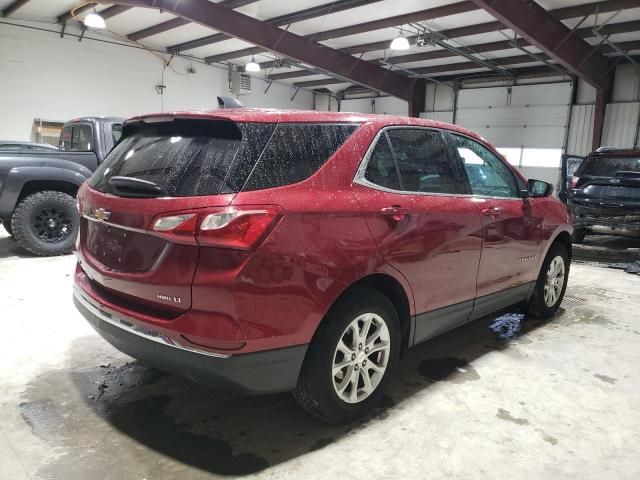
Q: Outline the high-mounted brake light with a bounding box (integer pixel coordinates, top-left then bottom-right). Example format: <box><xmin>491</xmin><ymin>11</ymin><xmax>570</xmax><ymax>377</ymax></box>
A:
<box><xmin>150</xmin><ymin>206</ymin><xmax>282</xmax><ymax>250</ymax></box>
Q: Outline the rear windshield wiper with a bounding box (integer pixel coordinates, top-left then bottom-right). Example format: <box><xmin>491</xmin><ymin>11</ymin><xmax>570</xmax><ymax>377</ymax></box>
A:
<box><xmin>108</xmin><ymin>176</ymin><xmax>164</xmax><ymax>197</ymax></box>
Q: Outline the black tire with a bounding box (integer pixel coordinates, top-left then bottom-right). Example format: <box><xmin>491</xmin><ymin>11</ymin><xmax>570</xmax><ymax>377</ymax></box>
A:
<box><xmin>572</xmin><ymin>228</ymin><xmax>586</xmax><ymax>244</ymax></box>
<box><xmin>526</xmin><ymin>242</ymin><xmax>570</xmax><ymax>318</ymax></box>
<box><xmin>1</xmin><ymin>218</ymin><xmax>13</xmax><ymax>237</ymax></box>
<box><xmin>293</xmin><ymin>288</ymin><xmax>401</xmax><ymax>424</ymax></box>
<box><xmin>11</xmin><ymin>191</ymin><xmax>78</xmax><ymax>256</ymax></box>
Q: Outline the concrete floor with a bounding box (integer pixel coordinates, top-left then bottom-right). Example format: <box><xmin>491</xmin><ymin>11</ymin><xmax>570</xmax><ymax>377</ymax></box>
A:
<box><xmin>1</xmin><ymin>227</ymin><xmax>639</xmax><ymax>480</ymax></box>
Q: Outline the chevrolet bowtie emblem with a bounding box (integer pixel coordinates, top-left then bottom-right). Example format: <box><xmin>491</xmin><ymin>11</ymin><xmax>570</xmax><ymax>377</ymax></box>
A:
<box><xmin>90</xmin><ymin>208</ymin><xmax>111</xmax><ymax>222</ymax></box>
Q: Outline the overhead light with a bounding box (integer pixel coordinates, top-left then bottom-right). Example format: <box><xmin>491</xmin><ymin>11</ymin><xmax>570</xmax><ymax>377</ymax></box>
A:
<box><xmin>83</xmin><ymin>12</ymin><xmax>106</xmax><ymax>29</ymax></box>
<box><xmin>390</xmin><ymin>34</ymin><xmax>410</xmax><ymax>51</ymax></box>
<box><xmin>245</xmin><ymin>57</ymin><xmax>261</xmax><ymax>73</ymax></box>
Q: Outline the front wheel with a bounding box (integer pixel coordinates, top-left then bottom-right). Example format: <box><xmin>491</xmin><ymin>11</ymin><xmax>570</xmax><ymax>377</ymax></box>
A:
<box><xmin>11</xmin><ymin>191</ymin><xmax>78</xmax><ymax>256</ymax></box>
<box><xmin>526</xmin><ymin>243</ymin><xmax>569</xmax><ymax>318</ymax></box>
<box><xmin>293</xmin><ymin>288</ymin><xmax>401</xmax><ymax>424</ymax></box>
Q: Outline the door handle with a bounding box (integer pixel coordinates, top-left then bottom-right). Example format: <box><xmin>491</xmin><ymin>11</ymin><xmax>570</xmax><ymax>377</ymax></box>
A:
<box><xmin>481</xmin><ymin>207</ymin><xmax>501</xmax><ymax>219</ymax></box>
<box><xmin>381</xmin><ymin>206</ymin><xmax>410</xmax><ymax>221</ymax></box>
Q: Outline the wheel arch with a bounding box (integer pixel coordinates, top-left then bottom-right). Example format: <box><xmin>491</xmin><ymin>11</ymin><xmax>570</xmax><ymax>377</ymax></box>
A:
<box><xmin>0</xmin><ymin>166</ymin><xmax>89</xmax><ymax>218</ymax></box>
<box><xmin>320</xmin><ymin>273</ymin><xmax>413</xmax><ymax>354</ymax></box>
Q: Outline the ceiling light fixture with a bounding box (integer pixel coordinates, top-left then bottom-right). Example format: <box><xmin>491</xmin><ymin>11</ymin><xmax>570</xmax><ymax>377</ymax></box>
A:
<box><xmin>390</xmin><ymin>33</ymin><xmax>410</xmax><ymax>51</ymax></box>
<box><xmin>245</xmin><ymin>57</ymin><xmax>261</xmax><ymax>73</ymax></box>
<box><xmin>83</xmin><ymin>11</ymin><xmax>106</xmax><ymax>29</ymax></box>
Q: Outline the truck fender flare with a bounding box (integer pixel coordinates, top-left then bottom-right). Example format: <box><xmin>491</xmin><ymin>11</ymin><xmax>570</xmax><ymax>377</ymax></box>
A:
<box><xmin>0</xmin><ymin>166</ymin><xmax>91</xmax><ymax>217</ymax></box>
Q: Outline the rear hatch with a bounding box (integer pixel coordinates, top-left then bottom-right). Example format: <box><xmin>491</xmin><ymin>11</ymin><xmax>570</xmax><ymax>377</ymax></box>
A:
<box><xmin>570</xmin><ymin>155</ymin><xmax>640</xmax><ymax>213</ymax></box>
<box><xmin>77</xmin><ymin>117</ymin><xmax>275</xmax><ymax>317</ymax></box>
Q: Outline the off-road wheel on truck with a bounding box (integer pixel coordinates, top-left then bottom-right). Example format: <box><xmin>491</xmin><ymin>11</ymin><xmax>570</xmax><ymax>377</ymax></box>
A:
<box><xmin>1</xmin><ymin>218</ymin><xmax>13</xmax><ymax>237</ymax></box>
<box><xmin>293</xmin><ymin>288</ymin><xmax>401</xmax><ymax>424</ymax></box>
<box><xmin>526</xmin><ymin>242</ymin><xmax>570</xmax><ymax>319</ymax></box>
<box><xmin>11</xmin><ymin>191</ymin><xmax>78</xmax><ymax>256</ymax></box>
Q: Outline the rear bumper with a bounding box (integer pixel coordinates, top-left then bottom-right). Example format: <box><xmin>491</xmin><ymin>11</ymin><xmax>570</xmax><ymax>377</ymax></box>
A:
<box><xmin>568</xmin><ymin>201</ymin><xmax>640</xmax><ymax>230</ymax></box>
<box><xmin>73</xmin><ymin>286</ymin><xmax>307</xmax><ymax>395</ymax></box>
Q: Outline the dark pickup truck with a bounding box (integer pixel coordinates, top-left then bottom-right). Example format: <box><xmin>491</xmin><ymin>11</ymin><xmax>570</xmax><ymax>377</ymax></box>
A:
<box><xmin>563</xmin><ymin>147</ymin><xmax>640</xmax><ymax>243</ymax></box>
<box><xmin>0</xmin><ymin>117</ymin><xmax>122</xmax><ymax>255</ymax></box>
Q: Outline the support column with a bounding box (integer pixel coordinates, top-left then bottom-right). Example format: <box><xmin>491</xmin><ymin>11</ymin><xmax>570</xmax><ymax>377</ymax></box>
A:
<box><xmin>592</xmin><ymin>72</ymin><xmax>614</xmax><ymax>151</ymax></box>
<box><xmin>409</xmin><ymin>80</ymin><xmax>427</xmax><ymax>118</ymax></box>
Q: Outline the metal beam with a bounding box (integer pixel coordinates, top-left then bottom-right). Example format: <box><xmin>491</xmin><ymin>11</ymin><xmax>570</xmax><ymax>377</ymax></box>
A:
<box><xmin>203</xmin><ymin>0</ymin><xmax>637</xmax><ymax>69</ymax></box>
<box><xmin>128</xmin><ymin>17</ymin><xmax>188</xmax><ymax>41</ymax></box>
<box><xmin>469</xmin><ymin>0</ymin><xmax>609</xmax><ymax>88</ymax></box>
<box><xmin>204</xmin><ymin>1</ymin><xmax>476</xmax><ymax>62</ymax></box>
<box><xmin>343</xmin><ymin>0</ymin><xmax>640</xmax><ymax>56</ymax></box>
<box><xmin>270</xmin><ymin>19</ymin><xmax>640</xmax><ymax>82</ymax></box>
<box><xmin>111</xmin><ymin>0</ymin><xmax>426</xmax><ymax>107</ymax></box>
<box><xmin>100</xmin><ymin>5</ymin><xmax>131</xmax><ymax>19</ymax></box>
<box><xmin>127</xmin><ymin>0</ymin><xmax>260</xmax><ymax>42</ymax></box>
<box><xmin>2</xmin><ymin>0</ymin><xmax>31</xmax><ymax>17</ymax></box>
<box><xmin>168</xmin><ymin>0</ymin><xmax>382</xmax><ymax>53</ymax></box>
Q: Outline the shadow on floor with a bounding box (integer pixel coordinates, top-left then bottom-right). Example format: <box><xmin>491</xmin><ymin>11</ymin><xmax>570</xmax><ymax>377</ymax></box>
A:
<box><xmin>0</xmin><ymin>234</ymin><xmax>36</xmax><ymax>259</ymax></box>
<box><xmin>20</xmin><ymin>306</ymin><xmax>560</xmax><ymax>479</ymax></box>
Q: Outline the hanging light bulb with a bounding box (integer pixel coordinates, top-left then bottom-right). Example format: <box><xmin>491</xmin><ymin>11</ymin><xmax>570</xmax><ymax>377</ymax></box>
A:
<box><xmin>245</xmin><ymin>57</ymin><xmax>261</xmax><ymax>73</ymax></box>
<box><xmin>390</xmin><ymin>34</ymin><xmax>410</xmax><ymax>51</ymax></box>
<box><xmin>83</xmin><ymin>11</ymin><xmax>106</xmax><ymax>29</ymax></box>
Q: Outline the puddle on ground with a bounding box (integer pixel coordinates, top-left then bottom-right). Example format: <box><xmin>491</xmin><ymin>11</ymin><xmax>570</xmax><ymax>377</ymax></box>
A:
<box><xmin>19</xmin><ymin>352</ymin><xmax>397</xmax><ymax>480</ymax></box>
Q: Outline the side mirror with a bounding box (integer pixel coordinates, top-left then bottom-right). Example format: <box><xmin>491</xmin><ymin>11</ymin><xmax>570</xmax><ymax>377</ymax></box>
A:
<box><xmin>527</xmin><ymin>179</ymin><xmax>552</xmax><ymax>198</ymax></box>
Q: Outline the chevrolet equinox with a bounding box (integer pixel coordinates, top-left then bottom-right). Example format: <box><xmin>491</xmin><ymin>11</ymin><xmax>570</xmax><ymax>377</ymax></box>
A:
<box><xmin>73</xmin><ymin>109</ymin><xmax>572</xmax><ymax>423</ymax></box>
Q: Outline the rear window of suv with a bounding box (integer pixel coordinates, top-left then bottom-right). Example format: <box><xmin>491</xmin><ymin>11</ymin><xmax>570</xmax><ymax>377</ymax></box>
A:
<box><xmin>576</xmin><ymin>156</ymin><xmax>640</xmax><ymax>177</ymax></box>
<box><xmin>89</xmin><ymin>120</ymin><xmax>357</xmax><ymax>197</ymax></box>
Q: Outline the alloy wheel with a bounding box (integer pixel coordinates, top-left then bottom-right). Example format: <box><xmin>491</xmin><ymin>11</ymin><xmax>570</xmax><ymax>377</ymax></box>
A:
<box><xmin>332</xmin><ymin>313</ymin><xmax>391</xmax><ymax>404</ymax></box>
<box><xmin>543</xmin><ymin>255</ymin><xmax>565</xmax><ymax>307</ymax></box>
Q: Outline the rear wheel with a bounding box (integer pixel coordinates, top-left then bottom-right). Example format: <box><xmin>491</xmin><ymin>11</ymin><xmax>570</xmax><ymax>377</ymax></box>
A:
<box><xmin>526</xmin><ymin>243</ymin><xmax>569</xmax><ymax>318</ymax></box>
<box><xmin>11</xmin><ymin>191</ymin><xmax>78</xmax><ymax>256</ymax></box>
<box><xmin>293</xmin><ymin>288</ymin><xmax>400</xmax><ymax>424</ymax></box>
<box><xmin>1</xmin><ymin>218</ymin><xmax>13</xmax><ymax>237</ymax></box>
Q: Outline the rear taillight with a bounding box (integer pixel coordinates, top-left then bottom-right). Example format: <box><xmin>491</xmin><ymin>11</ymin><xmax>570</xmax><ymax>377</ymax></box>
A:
<box><xmin>569</xmin><ymin>177</ymin><xmax>579</xmax><ymax>189</ymax></box>
<box><xmin>151</xmin><ymin>206</ymin><xmax>282</xmax><ymax>250</ymax></box>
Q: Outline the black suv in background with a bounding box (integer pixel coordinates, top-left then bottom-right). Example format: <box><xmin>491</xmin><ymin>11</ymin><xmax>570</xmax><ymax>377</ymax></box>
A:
<box><xmin>565</xmin><ymin>147</ymin><xmax>640</xmax><ymax>243</ymax></box>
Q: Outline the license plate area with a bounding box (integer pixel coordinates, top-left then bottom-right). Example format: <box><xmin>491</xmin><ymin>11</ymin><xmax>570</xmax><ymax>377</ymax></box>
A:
<box><xmin>85</xmin><ymin>219</ymin><xmax>165</xmax><ymax>271</ymax></box>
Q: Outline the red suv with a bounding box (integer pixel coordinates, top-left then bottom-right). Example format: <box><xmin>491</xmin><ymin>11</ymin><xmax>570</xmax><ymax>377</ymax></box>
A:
<box><xmin>73</xmin><ymin>109</ymin><xmax>572</xmax><ymax>423</ymax></box>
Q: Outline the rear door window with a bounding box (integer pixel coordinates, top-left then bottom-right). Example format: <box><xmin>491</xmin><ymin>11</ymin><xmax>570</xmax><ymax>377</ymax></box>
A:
<box><xmin>242</xmin><ymin>124</ymin><xmax>357</xmax><ymax>191</ymax></box>
<box><xmin>90</xmin><ymin>120</ymin><xmax>274</xmax><ymax>197</ymax></box>
<box><xmin>364</xmin><ymin>134</ymin><xmax>401</xmax><ymax>190</ymax></box>
<box><xmin>387</xmin><ymin>129</ymin><xmax>458</xmax><ymax>194</ymax></box>
<box><xmin>363</xmin><ymin>128</ymin><xmax>459</xmax><ymax>194</ymax></box>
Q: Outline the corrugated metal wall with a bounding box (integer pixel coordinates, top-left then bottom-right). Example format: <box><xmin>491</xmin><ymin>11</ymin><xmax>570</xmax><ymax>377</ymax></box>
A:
<box><xmin>566</xmin><ymin>104</ymin><xmax>594</xmax><ymax>156</ymax></box>
<box><xmin>602</xmin><ymin>102</ymin><xmax>640</xmax><ymax>148</ymax></box>
<box><xmin>567</xmin><ymin>102</ymin><xmax>640</xmax><ymax>155</ymax></box>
